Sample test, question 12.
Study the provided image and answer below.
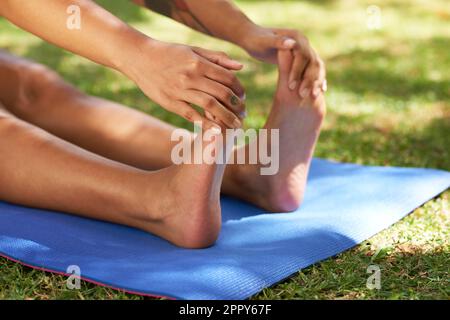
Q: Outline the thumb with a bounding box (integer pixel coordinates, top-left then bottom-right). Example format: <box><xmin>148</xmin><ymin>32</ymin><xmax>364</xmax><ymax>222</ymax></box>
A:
<box><xmin>277</xmin><ymin>49</ymin><xmax>294</xmax><ymax>84</ymax></box>
<box><xmin>270</xmin><ymin>34</ymin><xmax>297</xmax><ymax>50</ymax></box>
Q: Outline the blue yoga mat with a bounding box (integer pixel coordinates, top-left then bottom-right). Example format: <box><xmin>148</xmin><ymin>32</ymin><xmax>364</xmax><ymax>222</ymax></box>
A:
<box><xmin>0</xmin><ymin>159</ymin><xmax>449</xmax><ymax>299</ymax></box>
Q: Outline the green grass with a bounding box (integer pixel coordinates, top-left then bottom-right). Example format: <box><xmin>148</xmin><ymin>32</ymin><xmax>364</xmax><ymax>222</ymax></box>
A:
<box><xmin>0</xmin><ymin>0</ymin><xmax>449</xmax><ymax>299</ymax></box>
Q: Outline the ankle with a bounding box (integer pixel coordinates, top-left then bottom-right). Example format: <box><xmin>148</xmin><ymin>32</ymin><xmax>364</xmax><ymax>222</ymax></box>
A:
<box><xmin>176</xmin><ymin>204</ymin><xmax>221</xmax><ymax>248</ymax></box>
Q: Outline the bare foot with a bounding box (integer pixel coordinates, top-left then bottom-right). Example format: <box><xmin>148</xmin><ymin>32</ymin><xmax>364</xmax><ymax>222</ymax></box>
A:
<box><xmin>139</xmin><ymin>128</ymin><xmax>227</xmax><ymax>248</ymax></box>
<box><xmin>223</xmin><ymin>50</ymin><xmax>326</xmax><ymax>212</ymax></box>
<box><xmin>0</xmin><ymin>51</ymin><xmax>228</xmax><ymax>249</ymax></box>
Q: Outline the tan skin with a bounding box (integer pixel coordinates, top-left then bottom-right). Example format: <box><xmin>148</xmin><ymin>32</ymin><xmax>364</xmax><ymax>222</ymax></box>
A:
<box><xmin>0</xmin><ymin>1</ymin><xmax>326</xmax><ymax>248</ymax></box>
<box><xmin>0</xmin><ymin>50</ymin><xmax>325</xmax><ymax>248</ymax></box>
<box><xmin>1</xmin><ymin>0</ymin><xmax>326</xmax><ymax>126</ymax></box>
<box><xmin>133</xmin><ymin>0</ymin><xmax>326</xmax><ymax>99</ymax></box>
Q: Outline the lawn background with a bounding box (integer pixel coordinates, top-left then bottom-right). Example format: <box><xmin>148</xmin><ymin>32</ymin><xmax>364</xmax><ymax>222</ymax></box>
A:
<box><xmin>0</xmin><ymin>0</ymin><xmax>448</xmax><ymax>299</ymax></box>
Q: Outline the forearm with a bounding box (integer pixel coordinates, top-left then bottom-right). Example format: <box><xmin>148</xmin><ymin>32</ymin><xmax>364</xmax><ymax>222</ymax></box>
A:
<box><xmin>133</xmin><ymin>0</ymin><xmax>257</xmax><ymax>47</ymax></box>
<box><xmin>1</xmin><ymin>0</ymin><xmax>146</xmax><ymax>71</ymax></box>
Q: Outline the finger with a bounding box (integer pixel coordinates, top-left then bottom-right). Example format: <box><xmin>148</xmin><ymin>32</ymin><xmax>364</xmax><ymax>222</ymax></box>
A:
<box><xmin>197</xmin><ymin>78</ymin><xmax>246</xmax><ymax>118</ymax></box>
<box><xmin>205</xmin><ymin>110</ymin><xmax>215</xmax><ymax>121</ymax></box>
<box><xmin>193</xmin><ymin>47</ymin><xmax>243</xmax><ymax>70</ymax></box>
<box><xmin>298</xmin><ymin>75</ymin><xmax>312</xmax><ymax>99</ymax></box>
<box><xmin>300</xmin><ymin>59</ymin><xmax>326</xmax><ymax>99</ymax></box>
<box><xmin>169</xmin><ymin>100</ymin><xmax>219</xmax><ymax>129</ymax></box>
<box><xmin>293</xmin><ymin>37</ymin><xmax>314</xmax><ymax>91</ymax></box>
<box><xmin>321</xmin><ymin>79</ymin><xmax>328</xmax><ymax>92</ymax></box>
<box><xmin>270</xmin><ymin>35</ymin><xmax>297</xmax><ymax>50</ymax></box>
<box><xmin>312</xmin><ymin>79</ymin><xmax>327</xmax><ymax>98</ymax></box>
<box><xmin>311</xmin><ymin>80</ymin><xmax>323</xmax><ymax>98</ymax></box>
<box><xmin>311</xmin><ymin>61</ymin><xmax>326</xmax><ymax>98</ymax></box>
<box><xmin>287</xmin><ymin>51</ymin><xmax>309</xmax><ymax>91</ymax></box>
<box><xmin>184</xmin><ymin>90</ymin><xmax>242</xmax><ymax>129</ymax></box>
<box><xmin>277</xmin><ymin>49</ymin><xmax>294</xmax><ymax>86</ymax></box>
<box><xmin>204</xmin><ymin>62</ymin><xmax>246</xmax><ymax>99</ymax></box>
<box><xmin>204</xmin><ymin>110</ymin><xmax>228</xmax><ymax>129</ymax></box>
<box><xmin>270</xmin><ymin>30</ymin><xmax>311</xmax><ymax>91</ymax></box>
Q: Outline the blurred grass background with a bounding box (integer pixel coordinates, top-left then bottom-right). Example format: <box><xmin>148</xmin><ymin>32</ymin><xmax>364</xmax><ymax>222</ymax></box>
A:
<box><xmin>0</xmin><ymin>0</ymin><xmax>448</xmax><ymax>299</ymax></box>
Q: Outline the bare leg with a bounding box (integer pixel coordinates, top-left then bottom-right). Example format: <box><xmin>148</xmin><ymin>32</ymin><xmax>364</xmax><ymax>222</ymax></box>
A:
<box><xmin>0</xmin><ymin>50</ymin><xmax>175</xmax><ymax>170</ymax></box>
<box><xmin>0</xmin><ymin>101</ymin><xmax>225</xmax><ymax>249</ymax></box>
<box><xmin>0</xmin><ymin>50</ymin><xmax>325</xmax><ymax>213</ymax></box>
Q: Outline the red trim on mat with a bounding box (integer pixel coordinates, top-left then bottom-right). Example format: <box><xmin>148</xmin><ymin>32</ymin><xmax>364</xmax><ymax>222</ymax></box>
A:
<box><xmin>0</xmin><ymin>252</ymin><xmax>176</xmax><ymax>300</ymax></box>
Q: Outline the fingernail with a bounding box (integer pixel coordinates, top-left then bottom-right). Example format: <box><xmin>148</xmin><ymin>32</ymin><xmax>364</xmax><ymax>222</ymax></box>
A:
<box><xmin>233</xmin><ymin>118</ymin><xmax>242</xmax><ymax>128</ymax></box>
<box><xmin>322</xmin><ymin>80</ymin><xmax>328</xmax><ymax>92</ymax></box>
<box><xmin>312</xmin><ymin>87</ymin><xmax>320</xmax><ymax>97</ymax></box>
<box><xmin>233</xmin><ymin>61</ymin><xmax>244</xmax><ymax>68</ymax></box>
<box><xmin>289</xmin><ymin>81</ymin><xmax>298</xmax><ymax>91</ymax></box>
<box><xmin>300</xmin><ymin>88</ymin><xmax>310</xmax><ymax>98</ymax></box>
<box><xmin>283</xmin><ymin>38</ymin><xmax>296</xmax><ymax>48</ymax></box>
<box><xmin>239</xmin><ymin>110</ymin><xmax>247</xmax><ymax>119</ymax></box>
<box><xmin>240</xmin><ymin>92</ymin><xmax>246</xmax><ymax>101</ymax></box>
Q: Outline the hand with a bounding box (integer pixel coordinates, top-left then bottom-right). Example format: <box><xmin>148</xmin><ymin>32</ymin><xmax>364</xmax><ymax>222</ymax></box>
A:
<box><xmin>240</xmin><ymin>26</ymin><xmax>327</xmax><ymax>100</ymax></box>
<box><xmin>122</xmin><ymin>38</ymin><xmax>246</xmax><ymax>129</ymax></box>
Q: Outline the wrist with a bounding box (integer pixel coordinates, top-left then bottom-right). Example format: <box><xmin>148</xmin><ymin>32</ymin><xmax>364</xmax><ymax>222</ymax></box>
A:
<box><xmin>108</xmin><ymin>26</ymin><xmax>159</xmax><ymax>76</ymax></box>
<box><xmin>231</xmin><ymin>21</ymin><xmax>261</xmax><ymax>50</ymax></box>
<box><xmin>234</xmin><ymin>24</ymin><xmax>268</xmax><ymax>53</ymax></box>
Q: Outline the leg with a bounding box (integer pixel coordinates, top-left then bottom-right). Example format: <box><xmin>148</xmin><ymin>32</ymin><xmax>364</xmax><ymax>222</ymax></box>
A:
<box><xmin>0</xmin><ymin>101</ymin><xmax>225</xmax><ymax>248</ymax></box>
<box><xmin>0</xmin><ymin>50</ymin><xmax>325</xmax><ymax>213</ymax></box>
<box><xmin>0</xmin><ymin>50</ymin><xmax>175</xmax><ymax>170</ymax></box>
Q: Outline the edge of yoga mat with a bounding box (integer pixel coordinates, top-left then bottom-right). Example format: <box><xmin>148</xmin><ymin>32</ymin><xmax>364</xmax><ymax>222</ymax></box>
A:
<box><xmin>0</xmin><ymin>183</ymin><xmax>446</xmax><ymax>300</ymax></box>
<box><xmin>0</xmin><ymin>158</ymin><xmax>449</xmax><ymax>300</ymax></box>
<box><xmin>0</xmin><ymin>253</ymin><xmax>175</xmax><ymax>300</ymax></box>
